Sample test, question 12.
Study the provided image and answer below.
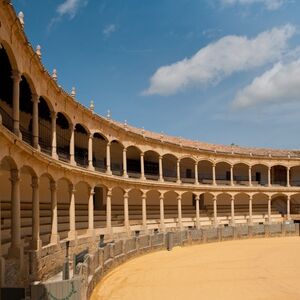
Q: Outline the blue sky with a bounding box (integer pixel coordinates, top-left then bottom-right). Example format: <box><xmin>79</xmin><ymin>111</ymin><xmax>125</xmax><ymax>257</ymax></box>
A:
<box><xmin>13</xmin><ymin>0</ymin><xmax>300</xmax><ymax>149</ymax></box>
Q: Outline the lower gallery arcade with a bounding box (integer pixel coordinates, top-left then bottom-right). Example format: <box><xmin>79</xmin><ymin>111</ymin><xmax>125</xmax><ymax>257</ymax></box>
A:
<box><xmin>1</xmin><ymin>153</ymin><xmax>300</xmax><ymax>259</ymax></box>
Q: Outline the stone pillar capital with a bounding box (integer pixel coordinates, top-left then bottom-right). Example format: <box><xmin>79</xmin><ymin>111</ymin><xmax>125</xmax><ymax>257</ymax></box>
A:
<box><xmin>124</xmin><ymin>191</ymin><xmax>129</xmax><ymax>198</ymax></box>
<box><xmin>50</xmin><ymin>180</ymin><xmax>57</xmax><ymax>191</ymax></box>
<box><xmin>50</xmin><ymin>110</ymin><xmax>57</xmax><ymax>119</ymax></box>
<box><xmin>11</xmin><ymin>70</ymin><xmax>21</xmax><ymax>82</ymax></box>
<box><xmin>31</xmin><ymin>94</ymin><xmax>39</xmax><ymax>103</ymax></box>
<box><xmin>10</xmin><ymin>169</ymin><xmax>20</xmax><ymax>182</ymax></box>
<box><xmin>69</xmin><ymin>184</ymin><xmax>76</xmax><ymax>194</ymax></box>
<box><xmin>31</xmin><ymin>176</ymin><xmax>39</xmax><ymax>189</ymax></box>
<box><xmin>107</xmin><ymin>188</ymin><xmax>112</xmax><ymax>197</ymax></box>
<box><xmin>89</xmin><ymin>187</ymin><xmax>95</xmax><ymax>195</ymax></box>
<box><xmin>195</xmin><ymin>194</ymin><xmax>200</xmax><ymax>201</ymax></box>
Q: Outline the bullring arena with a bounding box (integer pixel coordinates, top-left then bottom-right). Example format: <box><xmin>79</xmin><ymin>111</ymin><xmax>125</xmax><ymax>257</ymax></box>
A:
<box><xmin>1</xmin><ymin>1</ymin><xmax>300</xmax><ymax>299</ymax></box>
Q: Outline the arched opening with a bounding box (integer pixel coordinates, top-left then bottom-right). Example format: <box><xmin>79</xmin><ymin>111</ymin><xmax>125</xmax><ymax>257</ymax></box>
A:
<box><xmin>164</xmin><ymin>191</ymin><xmax>178</xmax><ymax>225</ymax></box>
<box><xmin>162</xmin><ymin>154</ymin><xmax>177</xmax><ymax>182</ymax></box>
<box><xmin>94</xmin><ymin>184</ymin><xmax>108</xmax><ymax>229</ymax></box>
<box><xmin>93</xmin><ymin>133</ymin><xmax>107</xmax><ymax>172</ymax></box>
<box><xmin>38</xmin><ymin>97</ymin><xmax>52</xmax><ymax>154</ymax></box>
<box><xmin>201</xmin><ymin>192</ymin><xmax>214</xmax><ymax>225</ymax></box>
<box><xmin>144</xmin><ymin>150</ymin><xmax>159</xmax><ymax>180</ymax></box>
<box><xmin>19</xmin><ymin>75</ymin><xmax>34</xmax><ymax>145</ymax></box>
<box><xmin>0</xmin><ymin>45</ymin><xmax>14</xmax><ymax>131</ymax></box>
<box><xmin>215</xmin><ymin>162</ymin><xmax>231</xmax><ymax>185</ymax></box>
<box><xmin>0</xmin><ymin>157</ymin><xmax>16</xmax><ymax>256</ymax></box>
<box><xmin>146</xmin><ymin>190</ymin><xmax>160</xmax><ymax>229</ymax></box>
<box><xmin>216</xmin><ymin>193</ymin><xmax>232</xmax><ymax>224</ymax></box>
<box><xmin>272</xmin><ymin>194</ymin><xmax>287</xmax><ymax>217</ymax></box>
<box><xmin>234</xmin><ymin>193</ymin><xmax>250</xmax><ymax>221</ymax></box>
<box><xmin>20</xmin><ymin>165</ymin><xmax>36</xmax><ymax>248</ymax></box>
<box><xmin>251</xmin><ymin>164</ymin><xmax>268</xmax><ymax>186</ymax></box>
<box><xmin>252</xmin><ymin>193</ymin><xmax>269</xmax><ymax>222</ymax></box>
<box><xmin>271</xmin><ymin>165</ymin><xmax>287</xmax><ymax>186</ymax></box>
<box><xmin>57</xmin><ymin>178</ymin><xmax>71</xmax><ymax>240</ymax></box>
<box><xmin>39</xmin><ymin>174</ymin><xmax>52</xmax><ymax>246</ymax></box>
<box><xmin>75</xmin><ymin>181</ymin><xmax>90</xmax><ymax>235</ymax></box>
<box><xmin>111</xmin><ymin>187</ymin><xmax>125</xmax><ymax>227</ymax></box>
<box><xmin>74</xmin><ymin>124</ymin><xmax>89</xmax><ymax>167</ymax></box>
<box><xmin>56</xmin><ymin>112</ymin><xmax>71</xmax><ymax>162</ymax></box>
<box><xmin>233</xmin><ymin>163</ymin><xmax>249</xmax><ymax>185</ymax></box>
<box><xmin>110</xmin><ymin>140</ymin><xmax>123</xmax><ymax>176</ymax></box>
<box><xmin>198</xmin><ymin>160</ymin><xmax>213</xmax><ymax>184</ymax></box>
<box><xmin>180</xmin><ymin>158</ymin><xmax>195</xmax><ymax>183</ymax></box>
<box><xmin>290</xmin><ymin>166</ymin><xmax>300</xmax><ymax>186</ymax></box>
<box><xmin>128</xmin><ymin>189</ymin><xmax>142</xmax><ymax>226</ymax></box>
<box><xmin>181</xmin><ymin>192</ymin><xmax>196</xmax><ymax>225</ymax></box>
<box><xmin>126</xmin><ymin>146</ymin><xmax>141</xmax><ymax>178</ymax></box>
<box><xmin>291</xmin><ymin>194</ymin><xmax>300</xmax><ymax>214</ymax></box>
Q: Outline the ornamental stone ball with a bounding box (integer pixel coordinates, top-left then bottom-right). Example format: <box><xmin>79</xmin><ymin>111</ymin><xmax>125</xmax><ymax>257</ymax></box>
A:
<box><xmin>52</xmin><ymin>69</ymin><xmax>57</xmax><ymax>81</ymax></box>
<box><xmin>36</xmin><ymin>45</ymin><xmax>41</xmax><ymax>58</ymax></box>
<box><xmin>18</xmin><ymin>11</ymin><xmax>24</xmax><ymax>28</ymax></box>
<box><xmin>71</xmin><ymin>87</ymin><xmax>76</xmax><ymax>98</ymax></box>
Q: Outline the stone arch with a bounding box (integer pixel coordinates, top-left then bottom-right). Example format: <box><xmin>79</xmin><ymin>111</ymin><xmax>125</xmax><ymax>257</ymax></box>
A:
<box><xmin>180</xmin><ymin>157</ymin><xmax>195</xmax><ymax>183</ymax></box>
<box><xmin>251</xmin><ymin>164</ymin><xmax>268</xmax><ymax>186</ymax></box>
<box><xmin>74</xmin><ymin>123</ymin><xmax>89</xmax><ymax>167</ymax></box>
<box><xmin>111</xmin><ymin>186</ymin><xmax>125</xmax><ymax>227</ymax></box>
<box><xmin>94</xmin><ymin>183</ymin><xmax>108</xmax><ymax>229</ymax></box>
<box><xmin>93</xmin><ymin>132</ymin><xmax>108</xmax><ymax>172</ymax></box>
<box><xmin>128</xmin><ymin>188</ymin><xmax>142</xmax><ymax>226</ymax></box>
<box><xmin>198</xmin><ymin>160</ymin><xmax>213</xmax><ymax>184</ymax></box>
<box><xmin>162</xmin><ymin>153</ymin><xmax>177</xmax><ymax>182</ymax></box>
<box><xmin>110</xmin><ymin>140</ymin><xmax>124</xmax><ymax>176</ymax></box>
<box><xmin>126</xmin><ymin>146</ymin><xmax>141</xmax><ymax>178</ymax></box>
<box><xmin>233</xmin><ymin>163</ymin><xmax>249</xmax><ymax>185</ymax></box>
<box><xmin>144</xmin><ymin>150</ymin><xmax>159</xmax><ymax>180</ymax></box>
<box><xmin>56</xmin><ymin>112</ymin><xmax>72</xmax><ymax>162</ymax></box>
<box><xmin>215</xmin><ymin>161</ymin><xmax>231</xmax><ymax>184</ymax></box>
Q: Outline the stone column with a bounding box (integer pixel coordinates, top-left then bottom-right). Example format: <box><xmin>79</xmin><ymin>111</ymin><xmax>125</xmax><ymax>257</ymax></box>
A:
<box><xmin>177</xmin><ymin>159</ymin><xmax>181</xmax><ymax>183</ymax></box>
<box><xmin>248</xmin><ymin>195</ymin><xmax>253</xmax><ymax>225</ymax></box>
<box><xmin>68</xmin><ymin>184</ymin><xmax>77</xmax><ymax>240</ymax></box>
<box><xmin>212</xmin><ymin>163</ymin><xmax>216</xmax><ymax>185</ymax></box>
<box><xmin>142</xmin><ymin>191</ymin><xmax>147</xmax><ymax>231</ymax></box>
<box><xmin>268</xmin><ymin>166</ymin><xmax>271</xmax><ymax>186</ymax></box>
<box><xmin>51</xmin><ymin>111</ymin><xmax>58</xmax><ymax>159</ymax></box>
<box><xmin>140</xmin><ymin>152</ymin><xmax>145</xmax><ymax>180</ymax></box>
<box><xmin>8</xmin><ymin>169</ymin><xmax>22</xmax><ymax>258</ymax></box>
<box><xmin>177</xmin><ymin>195</ymin><xmax>183</xmax><ymax>230</ymax></box>
<box><xmin>287</xmin><ymin>195</ymin><xmax>291</xmax><ymax>220</ymax></box>
<box><xmin>106</xmin><ymin>188</ymin><xmax>112</xmax><ymax>234</ymax></box>
<box><xmin>123</xmin><ymin>148</ymin><xmax>128</xmax><ymax>178</ymax></box>
<box><xmin>32</xmin><ymin>94</ymin><xmax>39</xmax><ymax>149</ymax></box>
<box><xmin>230</xmin><ymin>165</ymin><xmax>234</xmax><ymax>186</ymax></box>
<box><xmin>88</xmin><ymin>187</ymin><xmax>95</xmax><ymax>234</ymax></box>
<box><xmin>249</xmin><ymin>166</ymin><xmax>252</xmax><ymax>186</ymax></box>
<box><xmin>69</xmin><ymin>125</ymin><xmax>76</xmax><ymax>165</ymax></box>
<box><xmin>31</xmin><ymin>176</ymin><xmax>41</xmax><ymax>250</ymax></box>
<box><xmin>11</xmin><ymin>70</ymin><xmax>21</xmax><ymax>137</ymax></box>
<box><xmin>159</xmin><ymin>155</ymin><xmax>164</xmax><ymax>182</ymax></box>
<box><xmin>50</xmin><ymin>181</ymin><xmax>59</xmax><ymax>244</ymax></box>
<box><xmin>159</xmin><ymin>194</ymin><xmax>165</xmax><ymax>231</ymax></box>
<box><xmin>195</xmin><ymin>194</ymin><xmax>200</xmax><ymax>229</ymax></box>
<box><xmin>124</xmin><ymin>191</ymin><xmax>130</xmax><ymax>231</ymax></box>
<box><xmin>287</xmin><ymin>167</ymin><xmax>290</xmax><ymax>187</ymax></box>
<box><xmin>106</xmin><ymin>142</ymin><xmax>112</xmax><ymax>175</ymax></box>
<box><xmin>268</xmin><ymin>195</ymin><xmax>272</xmax><ymax>224</ymax></box>
<box><xmin>213</xmin><ymin>196</ymin><xmax>218</xmax><ymax>227</ymax></box>
<box><xmin>230</xmin><ymin>195</ymin><xmax>235</xmax><ymax>226</ymax></box>
<box><xmin>194</xmin><ymin>163</ymin><xmax>199</xmax><ymax>185</ymax></box>
<box><xmin>88</xmin><ymin>134</ymin><xmax>94</xmax><ymax>170</ymax></box>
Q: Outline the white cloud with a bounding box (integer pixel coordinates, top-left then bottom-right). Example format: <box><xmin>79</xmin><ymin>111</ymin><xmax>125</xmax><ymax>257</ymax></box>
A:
<box><xmin>144</xmin><ymin>24</ymin><xmax>295</xmax><ymax>96</ymax></box>
<box><xmin>103</xmin><ymin>24</ymin><xmax>116</xmax><ymax>38</ymax></box>
<box><xmin>57</xmin><ymin>0</ymin><xmax>87</xmax><ymax>19</ymax></box>
<box><xmin>221</xmin><ymin>0</ymin><xmax>286</xmax><ymax>10</ymax></box>
<box><xmin>232</xmin><ymin>59</ymin><xmax>300</xmax><ymax>109</ymax></box>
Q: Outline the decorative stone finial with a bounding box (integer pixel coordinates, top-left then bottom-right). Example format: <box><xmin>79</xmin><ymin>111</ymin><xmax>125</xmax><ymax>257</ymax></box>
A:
<box><xmin>107</xmin><ymin>110</ymin><xmax>111</xmax><ymax>119</ymax></box>
<box><xmin>52</xmin><ymin>69</ymin><xmax>57</xmax><ymax>81</ymax></box>
<box><xmin>124</xmin><ymin>120</ymin><xmax>128</xmax><ymax>129</ymax></box>
<box><xmin>18</xmin><ymin>12</ymin><xmax>24</xmax><ymax>28</ymax></box>
<box><xmin>89</xmin><ymin>100</ymin><xmax>94</xmax><ymax>112</ymax></box>
<box><xmin>160</xmin><ymin>131</ymin><xmax>164</xmax><ymax>140</ymax></box>
<box><xmin>141</xmin><ymin>127</ymin><xmax>145</xmax><ymax>136</ymax></box>
<box><xmin>36</xmin><ymin>45</ymin><xmax>41</xmax><ymax>58</ymax></box>
<box><xmin>71</xmin><ymin>87</ymin><xmax>76</xmax><ymax>98</ymax></box>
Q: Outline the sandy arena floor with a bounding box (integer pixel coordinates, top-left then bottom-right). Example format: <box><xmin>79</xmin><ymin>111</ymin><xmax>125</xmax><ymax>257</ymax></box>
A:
<box><xmin>91</xmin><ymin>237</ymin><xmax>300</xmax><ymax>300</ymax></box>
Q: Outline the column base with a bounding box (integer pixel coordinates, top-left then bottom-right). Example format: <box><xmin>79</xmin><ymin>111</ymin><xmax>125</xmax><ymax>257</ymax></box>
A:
<box><xmin>70</xmin><ymin>158</ymin><xmax>76</xmax><ymax>166</ymax></box>
<box><xmin>106</xmin><ymin>227</ymin><xmax>113</xmax><ymax>239</ymax></box>
<box><xmin>7</xmin><ymin>244</ymin><xmax>23</xmax><ymax>260</ymax></box>
<box><xmin>176</xmin><ymin>180</ymin><xmax>181</xmax><ymax>184</ymax></box>
<box><xmin>140</xmin><ymin>176</ymin><xmax>146</xmax><ymax>180</ymax></box>
<box><xmin>67</xmin><ymin>230</ymin><xmax>77</xmax><ymax>241</ymax></box>
<box><xmin>0</xmin><ymin>256</ymin><xmax>5</xmax><ymax>287</ymax></box>
<box><xmin>52</xmin><ymin>152</ymin><xmax>59</xmax><ymax>160</ymax></box>
<box><xmin>123</xmin><ymin>174</ymin><xmax>129</xmax><ymax>179</ymax></box>
<box><xmin>50</xmin><ymin>233</ymin><xmax>60</xmax><ymax>245</ymax></box>
<box><xmin>159</xmin><ymin>178</ymin><xmax>164</xmax><ymax>183</ymax></box>
<box><xmin>30</xmin><ymin>238</ymin><xmax>42</xmax><ymax>251</ymax></box>
<box><xmin>160</xmin><ymin>224</ymin><xmax>165</xmax><ymax>232</ymax></box>
<box><xmin>106</xmin><ymin>170</ymin><xmax>112</xmax><ymax>176</ymax></box>
<box><xmin>88</xmin><ymin>165</ymin><xmax>95</xmax><ymax>171</ymax></box>
<box><xmin>87</xmin><ymin>228</ymin><xmax>95</xmax><ymax>237</ymax></box>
